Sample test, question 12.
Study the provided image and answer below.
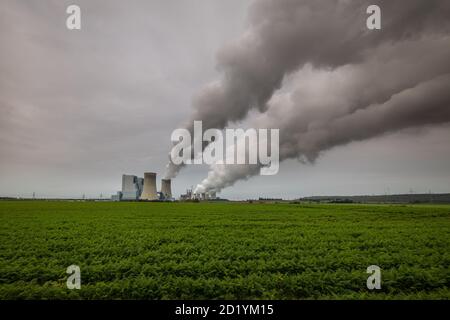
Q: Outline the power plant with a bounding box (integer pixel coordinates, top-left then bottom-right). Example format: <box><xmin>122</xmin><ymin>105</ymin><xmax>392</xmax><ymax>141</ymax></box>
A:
<box><xmin>112</xmin><ymin>172</ymin><xmax>173</xmax><ymax>201</ymax></box>
<box><xmin>111</xmin><ymin>171</ymin><xmax>218</xmax><ymax>201</ymax></box>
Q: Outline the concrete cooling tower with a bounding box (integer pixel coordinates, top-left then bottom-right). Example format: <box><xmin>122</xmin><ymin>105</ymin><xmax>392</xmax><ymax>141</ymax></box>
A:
<box><xmin>140</xmin><ymin>172</ymin><xmax>158</xmax><ymax>200</ymax></box>
<box><xmin>161</xmin><ymin>179</ymin><xmax>172</xmax><ymax>199</ymax></box>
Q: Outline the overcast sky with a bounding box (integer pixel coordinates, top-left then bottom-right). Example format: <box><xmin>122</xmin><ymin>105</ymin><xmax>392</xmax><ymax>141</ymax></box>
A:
<box><xmin>1</xmin><ymin>0</ymin><xmax>449</xmax><ymax>199</ymax></box>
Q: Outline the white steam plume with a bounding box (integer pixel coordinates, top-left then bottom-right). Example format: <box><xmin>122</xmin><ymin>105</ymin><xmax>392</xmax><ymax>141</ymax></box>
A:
<box><xmin>165</xmin><ymin>0</ymin><xmax>450</xmax><ymax>179</ymax></box>
<box><xmin>195</xmin><ymin>36</ymin><xmax>450</xmax><ymax>192</ymax></box>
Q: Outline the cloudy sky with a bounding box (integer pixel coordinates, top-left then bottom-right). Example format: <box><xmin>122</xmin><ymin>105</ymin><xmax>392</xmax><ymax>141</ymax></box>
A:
<box><xmin>1</xmin><ymin>0</ymin><xmax>450</xmax><ymax>199</ymax></box>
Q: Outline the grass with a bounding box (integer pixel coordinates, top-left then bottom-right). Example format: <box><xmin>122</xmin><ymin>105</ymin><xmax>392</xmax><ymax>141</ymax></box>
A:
<box><xmin>0</xmin><ymin>200</ymin><xmax>449</xmax><ymax>299</ymax></box>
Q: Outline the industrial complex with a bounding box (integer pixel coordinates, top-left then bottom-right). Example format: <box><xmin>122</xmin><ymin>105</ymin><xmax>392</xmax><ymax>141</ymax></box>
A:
<box><xmin>111</xmin><ymin>172</ymin><xmax>217</xmax><ymax>201</ymax></box>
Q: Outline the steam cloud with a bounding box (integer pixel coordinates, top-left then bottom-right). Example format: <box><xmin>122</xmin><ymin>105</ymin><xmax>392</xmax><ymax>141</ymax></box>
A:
<box><xmin>165</xmin><ymin>0</ymin><xmax>450</xmax><ymax>193</ymax></box>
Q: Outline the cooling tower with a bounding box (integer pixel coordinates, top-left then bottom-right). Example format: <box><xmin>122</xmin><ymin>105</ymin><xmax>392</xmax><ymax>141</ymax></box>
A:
<box><xmin>161</xmin><ymin>179</ymin><xmax>172</xmax><ymax>199</ymax></box>
<box><xmin>140</xmin><ymin>172</ymin><xmax>158</xmax><ymax>200</ymax></box>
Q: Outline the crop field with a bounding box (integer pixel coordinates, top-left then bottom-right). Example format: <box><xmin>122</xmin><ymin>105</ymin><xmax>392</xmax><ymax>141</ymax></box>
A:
<box><xmin>0</xmin><ymin>200</ymin><xmax>449</xmax><ymax>299</ymax></box>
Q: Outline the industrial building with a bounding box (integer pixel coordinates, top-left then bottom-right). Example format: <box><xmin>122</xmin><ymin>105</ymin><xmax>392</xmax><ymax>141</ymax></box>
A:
<box><xmin>111</xmin><ymin>171</ymin><xmax>220</xmax><ymax>202</ymax></box>
<box><xmin>122</xmin><ymin>174</ymin><xmax>144</xmax><ymax>200</ymax></box>
<box><xmin>179</xmin><ymin>188</ymin><xmax>218</xmax><ymax>201</ymax></box>
<box><xmin>112</xmin><ymin>172</ymin><xmax>173</xmax><ymax>201</ymax></box>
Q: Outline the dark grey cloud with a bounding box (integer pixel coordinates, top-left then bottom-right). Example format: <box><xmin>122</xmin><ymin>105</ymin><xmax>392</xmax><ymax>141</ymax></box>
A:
<box><xmin>194</xmin><ymin>0</ymin><xmax>450</xmax><ymax>127</ymax></box>
<box><xmin>166</xmin><ymin>0</ymin><xmax>450</xmax><ymax>179</ymax></box>
<box><xmin>192</xmin><ymin>0</ymin><xmax>450</xmax><ymax>193</ymax></box>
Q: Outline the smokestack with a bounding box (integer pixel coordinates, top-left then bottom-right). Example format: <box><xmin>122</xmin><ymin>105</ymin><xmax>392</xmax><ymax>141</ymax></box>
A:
<box><xmin>140</xmin><ymin>172</ymin><xmax>157</xmax><ymax>200</ymax></box>
<box><xmin>161</xmin><ymin>179</ymin><xmax>172</xmax><ymax>199</ymax></box>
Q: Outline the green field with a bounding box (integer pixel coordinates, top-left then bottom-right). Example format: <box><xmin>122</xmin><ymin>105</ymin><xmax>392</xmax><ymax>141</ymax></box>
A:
<box><xmin>0</xmin><ymin>200</ymin><xmax>449</xmax><ymax>299</ymax></box>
